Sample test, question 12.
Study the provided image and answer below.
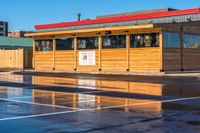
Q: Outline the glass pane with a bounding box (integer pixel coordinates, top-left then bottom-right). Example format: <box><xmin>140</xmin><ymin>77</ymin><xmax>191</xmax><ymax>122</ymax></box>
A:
<box><xmin>102</xmin><ymin>35</ymin><xmax>126</xmax><ymax>49</ymax></box>
<box><xmin>35</xmin><ymin>40</ymin><xmax>53</xmax><ymax>51</ymax></box>
<box><xmin>56</xmin><ymin>38</ymin><xmax>74</xmax><ymax>50</ymax></box>
<box><xmin>130</xmin><ymin>33</ymin><xmax>159</xmax><ymax>48</ymax></box>
<box><xmin>163</xmin><ymin>32</ymin><xmax>180</xmax><ymax>48</ymax></box>
<box><xmin>77</xmin><ymin>37</ymin><xmax>98</xmax><ymax>50</ymax></box>
<box><xmin>184</xmin><ymin>34</ymin><xmax>200</xmax><ymax>48</ymax></box>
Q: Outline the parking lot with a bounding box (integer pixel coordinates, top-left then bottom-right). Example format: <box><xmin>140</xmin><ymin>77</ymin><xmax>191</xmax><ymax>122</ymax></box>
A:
<box><xmin>0</xmin><ymin>70</ymin><xmax>200</xmax><ymax>133</ymax></box>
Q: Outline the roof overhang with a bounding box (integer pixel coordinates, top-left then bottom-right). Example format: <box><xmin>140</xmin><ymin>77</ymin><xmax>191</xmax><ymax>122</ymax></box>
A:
<box><xmin>25</xmin><ymin>24</ymin><xmax>154</xmax><ymax>37</ymax></box>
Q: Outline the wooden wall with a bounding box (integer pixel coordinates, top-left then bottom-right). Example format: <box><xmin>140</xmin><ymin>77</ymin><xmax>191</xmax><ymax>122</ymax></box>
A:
<box><xmin>55</xmin><ymin>51</ymin><xmax>74</xmax><ymax>71</ymax></box>
<box><xmin>34</xmin><ymin>51</ymin><xmax>53</xmax><ymax>70</ymax></box>
<box><xmin>130</xmin><ymin>48</ymin><xmax>161</xmax><ymax>72</ymax></box>
<box><xmin>0</xmin><ymin>49</ymin><xmax>32</xmax><ymax>69</ymax></box>
<box><xmin>33</xmin><ymin>48</ymin><xmax>162</xmax><ymax>72</ymax></box>
<box><xmin>101</xmin><ymin>49</ymin><xmax>127</xmax><ymax>71</ymax></box>
<box><xmin>163</xmin><ymin>48</ymin><xmax>181</xmax><ymax>71</ymax></box>
<box><xmin>163</xmin><ymin>48</ymin><xmax>200</xmax><ymax>71</ymax></box>
<box><xmin>183</xmin><ymin>48</ymin><xmax>200</xmax><ymax>70</ymax></box>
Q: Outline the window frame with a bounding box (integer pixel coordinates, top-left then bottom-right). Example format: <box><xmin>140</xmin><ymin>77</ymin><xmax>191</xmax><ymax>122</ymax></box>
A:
<box><xmin>130</xmin><ymin>33</ymin><xmax>160</xmax><ymax>48</ymax></box>
<box><xmin>55</xmin><ymin>38</ymin><xmax>74</xmax><ymax>51</ymax></box>
<box><xmin>163</xmin><ymin>31</ymin><xmax>181</xmax><ymax>48</ymax></box>
<box><xmin>77</xmin><ymin>36</ymin><xmax>99</xmax><ymax>50</ymax></box>
<box><xmin>35</xmin><ymin>39</ymin><xmax>53</xmax><ymax>51</ymax></box>
<box><xmin>102</xmin><ymin>34</ymin><xmax>126</xmax><ymax>49</ymax></box>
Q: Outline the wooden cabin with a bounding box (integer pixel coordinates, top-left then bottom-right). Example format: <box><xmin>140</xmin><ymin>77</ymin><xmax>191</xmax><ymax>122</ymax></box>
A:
<box><xmin>26</xmin><ymin>8</ymin><xmax>200</xmax><ymax>73</ymax></box>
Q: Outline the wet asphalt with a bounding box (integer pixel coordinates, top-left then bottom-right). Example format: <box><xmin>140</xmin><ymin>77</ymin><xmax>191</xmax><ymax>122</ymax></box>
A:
<box><xmin>0</xmin><ymin>69</ymin><xmax>200</xmax><ymax>133</ymax></box>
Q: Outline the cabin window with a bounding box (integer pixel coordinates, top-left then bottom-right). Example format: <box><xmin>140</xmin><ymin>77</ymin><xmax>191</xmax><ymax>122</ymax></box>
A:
<box><xmin>56</xmin><ymin>38</ymin><xmax>74</xmax><ymax>50</ymax></box>
<box><xmin>35</xmin><ymin>40</ymin><xmax>53</xmax><ymax>51</ymax></box>
<box><xmin>163</xmin><ymin>32</ymin><xmax>180</xmax><ymax>48</ymax></box>
<box><xmin>77</xmin><ymin>36</ymin><xmax>98</xmax><ymax>50</ymax></box>
<box><xmin>184</xmin><ymin>34</ymin><xmax>200</xmax><ymax>48</ymax></box>
<box><xmin>102</xmin><ymin>35</ymin><xmax>126</xmax><ymax>49</ymax></box>
<box><xmin>130</xmin><ymin>33</ymin><xmax>159</xmax><ymax>48</ymax></box>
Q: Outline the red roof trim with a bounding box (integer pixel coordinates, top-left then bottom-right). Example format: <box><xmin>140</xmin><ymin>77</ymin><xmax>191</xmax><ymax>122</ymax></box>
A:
<box><xmin>35</xmin><ymin>8</ymin><xmax>200</xmax><ymax>29</ymax></box>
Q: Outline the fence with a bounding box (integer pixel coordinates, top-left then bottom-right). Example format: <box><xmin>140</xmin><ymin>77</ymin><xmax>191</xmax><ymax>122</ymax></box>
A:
<box><xmin>0</xmin><ymin>49</ymin><xmax>32</xmax><ymax>69</ymax></box>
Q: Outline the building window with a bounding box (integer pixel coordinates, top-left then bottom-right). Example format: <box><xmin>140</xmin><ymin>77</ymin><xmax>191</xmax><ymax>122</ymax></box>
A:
<box><xmin>130</xmin><ymin>33</ymin><xmax>159</xmax><ymax>48</ymax></box>
<box><xmin>56</xmin><ymin>38</ymin><xmax>74</xmax><ymax>50</ymax></box>
<box><xmin>184</xmin><ymin>34</ymin><xmax>200</xmax><ymax>48</ymax></box>
<box><xmin>102</xmin><ymin>35</ymin><xmax>126</xmax><ymax>49</ymax></box>
<box><xmin>35</xmin><ymin>40</ymin><xmax>53</xmax><ymax>51</ymax></box>
<box><xmin>163</xmin><ymin>32</ymin><xmax>180</xmax><ymax>48</ymax></box>
<box><xmin>77</xmin><ymin>37</ymin><xmax>98</xmax><ymax>50</ymax></box>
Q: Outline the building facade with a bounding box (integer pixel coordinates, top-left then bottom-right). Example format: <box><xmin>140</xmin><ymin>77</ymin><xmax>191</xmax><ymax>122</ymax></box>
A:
<box><xmin>0</xmin><ymin>21</ymin><xmax>8</xmax><ymax>36</ymax></box>
<box><xmin>8</xmin><ymin>30</ymin><xmax>33</xmax><ymax>38</ymax></box>
<box><xmin>26</xmin><ymin>8</ymin><xmax>200</xmax><ymax>73</ymax></box>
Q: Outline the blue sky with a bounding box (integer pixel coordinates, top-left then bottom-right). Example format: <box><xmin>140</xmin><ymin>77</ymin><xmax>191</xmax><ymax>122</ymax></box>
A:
<box><xmin>0</xmin><ymin>0</ymin><xmax>200</xmax><ymax>31</ymax></box>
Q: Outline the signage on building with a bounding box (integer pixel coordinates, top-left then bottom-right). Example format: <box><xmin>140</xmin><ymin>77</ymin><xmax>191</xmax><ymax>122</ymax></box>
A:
<box><xmin>79</xmin><ymin>51</ymin><xmax>96</xmax><ymax>66</ymax></box>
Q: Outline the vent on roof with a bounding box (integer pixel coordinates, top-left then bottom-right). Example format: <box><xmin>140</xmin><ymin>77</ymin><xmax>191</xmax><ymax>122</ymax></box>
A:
<box><xmin>77</xmin><ymin>13</ymin><xmax>81</xmax><ymax>21</ymax></box>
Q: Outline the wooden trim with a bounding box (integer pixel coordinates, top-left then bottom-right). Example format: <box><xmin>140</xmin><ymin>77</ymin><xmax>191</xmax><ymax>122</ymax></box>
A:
<box><xmin>25</xmin><ymin>24</ymin><xmax>154</xmax><ymax>37</ymax></box>
<box><xmin>53</xmin><ymin>39</ymin><xmax>56</xmax><ymax>70</ymax></box>
<box><xmin>159</xmin><ymin>29</ymin><xmax>164</xmax><ymax>71</ymax></box>
<box><xmin>22</xmin><ymin>48</ymin><xmax>24</xmax><ymax>69</ymax></box>
<box><xmin>98</xmin><ymin>36</ymin><xmax>102</xmax><ymax>70</ymax></box>
<box><xmin>126</xmin><ymin>33</ymin><xmax>130</xmax><ymax>71</ymax></box>
<box><xmin>33</xmin><ymin>40</ymin><xmax>36</xmax><ymax>69</ymax></box>
<box><xmin>74</xmin><ymin>37</ymin><xmax>77</xmax><ymax>70</ymax></box>
<box><xmin>180</xmin><ymin>26</ymin><xmax>184</xmax><ymax>71</ymax></box>
<box><xmin>32</xmin><ymin>27</ymin><xmax>161</xmax><ymax>40</ymax></box>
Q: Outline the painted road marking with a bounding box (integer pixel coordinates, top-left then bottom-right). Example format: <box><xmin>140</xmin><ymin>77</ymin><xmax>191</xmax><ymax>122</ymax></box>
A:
<box><xmin>0</xmin><ymin>110</ymin><xmax>82</xmax><ymax>121</ymax></box>
<box><xmin>1</xmin><ymin>96</ymin><xmax>200</xmax><ymax>121</ymax></box>
<box><xmin>77</xmin><ymin>90</ymin><xmax>102</xmax><ymax>94</ymax></box>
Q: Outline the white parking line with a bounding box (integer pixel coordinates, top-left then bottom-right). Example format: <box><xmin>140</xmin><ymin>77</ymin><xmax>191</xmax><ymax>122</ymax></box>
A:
<box><xmin>76</xmin><ymin>90</ymin><xmax>111</xmax><ymax>94</ymax></box>
<box><xmin>77</xmin><ymin>90</ymin><xmax>101</xmax><ymax>94</ymax></box>
<box><xmin>0</xmin><ymin>110</ymin><xmax>81</xmax><ymax>121</ymax></box>
<box><xmin>0</xmin><ymin>96</ymin><xmax>200</xmax><ymax>121</ymax></box>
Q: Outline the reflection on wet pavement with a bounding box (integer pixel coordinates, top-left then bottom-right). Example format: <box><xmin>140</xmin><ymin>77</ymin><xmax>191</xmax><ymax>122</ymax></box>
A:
<box><xmin>0</xmin><ymin>70</ymin><xmax>200</xmax><ymax>132</ymax></box>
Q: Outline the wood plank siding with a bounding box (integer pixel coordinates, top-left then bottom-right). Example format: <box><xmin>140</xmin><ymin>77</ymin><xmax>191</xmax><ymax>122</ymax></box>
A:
<box><xmin>55</xmin><ymin>51</ymin><xmax>74</xmax><ymax>71</ymax></box>
<box><xmin>163</xmin><ymin>48</ymin><xmax>182</xmax><ymax>71</ymax></box>
<box><xmin>101</xmin><ymin>49</ymin><xmax>127</xmax><ymax>71</ymax></box>
<box><xmin>0</xmin><ymin>49</ymin><xmax>32</xmax><ymax>69</ymax></box>
<box><xmin>183</xmin><ymin>48</ymin><xmax>200</xmax><ymax>70</ymax></box>
<box><xmin>163</xmin><ymin>48</ymin><xmax>200</xmax><ymax>71</ymax></box>
<box><xmin>34</xmin><ymin>51</ymin><xmax>53</xmax><ymax>70</ymax></box>
<box><xmin>130</xmin><ymin>48</ymin><xmax>161</xmax><ymax>72</ymax></box>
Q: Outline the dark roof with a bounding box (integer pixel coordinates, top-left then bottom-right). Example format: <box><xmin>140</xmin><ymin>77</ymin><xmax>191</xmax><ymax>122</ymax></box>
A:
<box><xmin>35</xmin><ymin>8</ymin><xmax>200</xmax><ymax>30</ymax></box>
<box><xmin>96</xmin><ymin>8</ymin><xmax>177</xmax><ymax>19</ymax></box>
<box><xmin>0</xmin><ymin>36</ymin><xmax>33</xmax><ymax>49</ymax></box>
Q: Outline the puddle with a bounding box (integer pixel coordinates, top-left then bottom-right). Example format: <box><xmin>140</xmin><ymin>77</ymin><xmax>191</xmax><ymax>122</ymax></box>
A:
<box><xmin>186</xmin><ymin>121</ymin><xmax>200</xmax><ymax>126</ymax></box>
